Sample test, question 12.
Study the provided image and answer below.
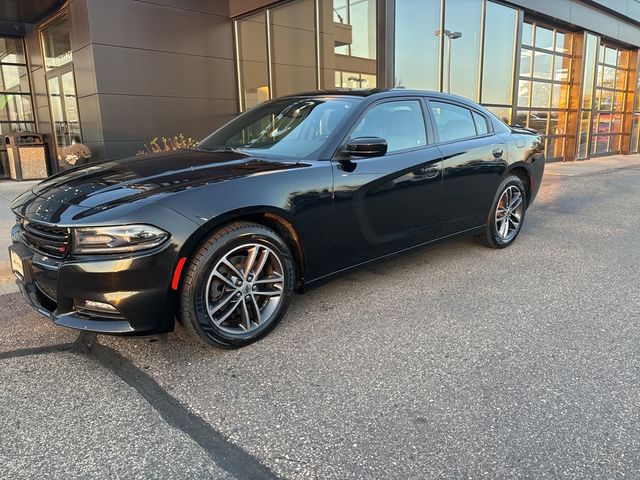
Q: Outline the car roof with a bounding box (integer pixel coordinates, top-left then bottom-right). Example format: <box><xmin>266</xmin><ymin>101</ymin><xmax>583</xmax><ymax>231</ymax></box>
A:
<box><xmin>279</xmin><ymin>88</ymin><xmax>484</xmax><ymax>109</ymax></box>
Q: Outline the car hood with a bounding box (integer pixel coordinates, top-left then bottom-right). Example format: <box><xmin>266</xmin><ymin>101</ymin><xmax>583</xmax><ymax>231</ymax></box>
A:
<box><xmin>25</xmin><ymin>149</ymin><xmax>300</xmax><ymax>209</ymax></box>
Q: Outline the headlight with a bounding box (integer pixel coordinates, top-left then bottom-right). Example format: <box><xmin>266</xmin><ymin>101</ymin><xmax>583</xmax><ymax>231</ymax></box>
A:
<box><xmin>72</xmin><ymin>225</ymin><xmax>169</xmax><ymax>254</ymax></box>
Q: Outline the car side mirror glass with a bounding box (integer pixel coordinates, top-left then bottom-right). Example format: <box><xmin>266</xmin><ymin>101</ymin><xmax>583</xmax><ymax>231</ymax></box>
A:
<box><xmin>344</xmin><ymin>137</ymin><xmax>388</xmax><ymax>157</ymax></box>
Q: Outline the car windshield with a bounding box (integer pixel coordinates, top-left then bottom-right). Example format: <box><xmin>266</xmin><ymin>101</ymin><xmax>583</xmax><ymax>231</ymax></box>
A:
<box><xmin>198</xmin><ymin>97</ymin><xmax>359</xmax><ymax>159</ymax></box>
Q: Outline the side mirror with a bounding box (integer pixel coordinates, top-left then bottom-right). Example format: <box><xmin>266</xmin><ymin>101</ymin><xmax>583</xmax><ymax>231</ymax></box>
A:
<box><xmin>344</xmin><ymin>137</ymin><xmax>388</xmax><ymax>157</ymax></box>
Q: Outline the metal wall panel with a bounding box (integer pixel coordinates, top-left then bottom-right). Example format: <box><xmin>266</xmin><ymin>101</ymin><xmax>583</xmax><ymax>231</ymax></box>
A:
<box><xmin>70</xmin><ymin>0</ymin><xmax>239</xmax><ymax>161</ymax></box>
<box><xmin>96</xmin><ymin>95</ymin><xmax>238</xmax><ymax>143</ymax></box>
<box><xmin>90</xmin><ymin>44</ymin><xmax>236</xmax><ymax>99</ymax></box>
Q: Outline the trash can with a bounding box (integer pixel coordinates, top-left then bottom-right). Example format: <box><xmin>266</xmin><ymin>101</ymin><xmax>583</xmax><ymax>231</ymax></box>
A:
<box><xmin>5</xmin><ymin>132</ymin><xmax>49</xmax><ymax>181</ymax></box>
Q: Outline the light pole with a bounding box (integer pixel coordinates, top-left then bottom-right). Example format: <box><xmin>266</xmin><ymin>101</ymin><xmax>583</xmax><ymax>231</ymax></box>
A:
<box><xmin>435</xmin><ymin>29</ymin><xmax>462</xmax><ymax>93</ymax></box>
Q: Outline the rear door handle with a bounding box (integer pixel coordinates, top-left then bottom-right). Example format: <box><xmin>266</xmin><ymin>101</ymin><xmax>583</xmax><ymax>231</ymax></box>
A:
<box><xmin>492</xmin><ymin>148</ymin><xmax>504</xmax><ymax>158</ymax></box>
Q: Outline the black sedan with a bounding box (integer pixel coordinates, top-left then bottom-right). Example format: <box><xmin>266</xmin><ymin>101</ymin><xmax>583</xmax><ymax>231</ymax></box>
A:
<box><xmin>10</xmin><ymin>89</ymin><xmax>544</xmax><ymax>348</ymax></box>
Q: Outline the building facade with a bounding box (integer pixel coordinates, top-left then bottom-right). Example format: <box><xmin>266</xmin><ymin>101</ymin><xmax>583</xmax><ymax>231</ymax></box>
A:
<box><xmin>0</xmin><ymin>0</ymin><xmax>639</xmax><ymax>178</ymax></box>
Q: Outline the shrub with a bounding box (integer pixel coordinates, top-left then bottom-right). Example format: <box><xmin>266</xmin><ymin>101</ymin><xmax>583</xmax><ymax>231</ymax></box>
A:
<box><xmin>58</xmin><ymin>143</ymin><xmax>92</xmax><ymax>166</ymax></box>
<box><xmin>137</xmin><ymin>134</ymin><xmax>198</xmax><ymax>156</ymax></box>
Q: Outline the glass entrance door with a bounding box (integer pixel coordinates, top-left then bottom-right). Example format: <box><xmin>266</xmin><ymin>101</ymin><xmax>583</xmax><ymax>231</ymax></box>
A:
<box><xmin>47</xmin><ymin>67</ymin><xmax>82</xmax><ymax>168</ymax></box>
<box><xmin>41</xmin><ymin>12</ymin><xmax>83</xmax><ymax>171</ymax></box>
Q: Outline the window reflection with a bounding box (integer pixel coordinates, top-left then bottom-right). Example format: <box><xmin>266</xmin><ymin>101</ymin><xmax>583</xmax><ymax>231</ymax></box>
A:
<box><xmin>329</xmin><ymin>0</ymin><xmax>377</xmax><ymax>87</ymax></box>
<box><xmin>485</xmin><ymin>106</ymin><xmax>512</xmax><ymax>125</ymax></box>
<box><xmin>532</xmin><ymin>52</ymin><xmax>553</xmax><ymax>80</ymax></box>
<box><xmin>237</xmin><ymin>13</ymin><xmax>269</xmax><ymax>110</ymax></box>
<box><xmin>395</xmin><ymin>0</ymin><xmax>440</xmax><ymax>90</ymax></box>
<box><xmin>42</xmin><ymin>14</ymin><xmax>83</xmax><ymax>169</ymax></box>
<box><xmin>534</xmin><ymin>27</ymin><xmax>553</xmax><ymax>51</ymax></box>
<box><xmin>589</xmin><ymin>42</ymin><xmax>630</xmax><ymax>156</ymax></box>
<box><xmin>271</xmin><ymin>0</ymin><xmax>317</xmax><ymax>97</ymax></box>
<box><xmin>518</xmin><ymin>22</ymin><xmax>572</xmax><ymax>160</ymax></box>
<box><xmin>632</xmin><ymin>73</ymin><xmax>640</xmax><ymax>154</ymax></box>
<box><xmin>395</xmin><ymin>0</ymin><xmax>518</xmax><ymax>121</ymax></box>
<box><xmin>442</xmin><ymin>0</ymin><xmax>482</xmax><ymax>100</ymax></box>
<box><xmin>481</xmin><ymin>2</ymin><xmax>517</xmax><ymax>106</ymax></box>
<box><xmin>0</xmin><ymin>36</ymin><xmax>34</xmax><ymax>178</ymax></box>
<box><xmin>236</xmin><ymin>0</ymin><xmax>378</xmax><ymax>112</ymax></box>
<box><xmin>42</xmin><ymin>14</ymin><xmax>72</xmax><ymax>70</ymax></box>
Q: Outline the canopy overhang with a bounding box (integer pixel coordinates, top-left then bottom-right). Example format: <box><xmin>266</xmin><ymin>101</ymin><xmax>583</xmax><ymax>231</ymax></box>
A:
<box><xmin>0</xmin><ymin>0</ymin><xmax>65</xmax><ymax>36</ymax></box>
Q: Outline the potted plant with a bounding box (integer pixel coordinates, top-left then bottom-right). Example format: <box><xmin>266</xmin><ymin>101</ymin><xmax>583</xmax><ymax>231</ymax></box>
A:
<box><xmin>58</xmin><ymin>143</ymin><xmax>92</xmax><ymax>166</ymax></box>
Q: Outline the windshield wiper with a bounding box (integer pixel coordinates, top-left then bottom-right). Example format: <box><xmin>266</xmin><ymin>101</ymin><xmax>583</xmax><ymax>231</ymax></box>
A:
<box><xmin>199</xmin><ymin>146</ymin><xmax>248</xmax><ymax>155</ymax></box>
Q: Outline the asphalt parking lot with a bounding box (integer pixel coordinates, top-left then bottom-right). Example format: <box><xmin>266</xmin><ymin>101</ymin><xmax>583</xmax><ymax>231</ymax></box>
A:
<box><xmin>2</xmin><ymin>157</ymin><xmax>640</xmax><ymax>479</ymax></box>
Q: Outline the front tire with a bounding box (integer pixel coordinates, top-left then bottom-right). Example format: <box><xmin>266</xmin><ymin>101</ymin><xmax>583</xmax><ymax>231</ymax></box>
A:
<box><xmin>478</xmin><ymin>175</ymin><xmax>527</xmax><ymax>249</ymax></box>
<box><xmin>178</xmin><ymin>222</ymin><xmax>295</xmax><ymax>348</ymax></box>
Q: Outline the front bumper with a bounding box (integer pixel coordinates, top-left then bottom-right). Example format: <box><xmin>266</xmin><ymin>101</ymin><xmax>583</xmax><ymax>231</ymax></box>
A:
<box><xmin>9</xmin><ymin>239</ymin><xmax>179</xmax><ymax>335</ymax></box>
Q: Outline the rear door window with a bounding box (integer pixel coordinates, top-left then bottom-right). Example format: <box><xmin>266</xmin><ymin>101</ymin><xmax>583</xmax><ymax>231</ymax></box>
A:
<box><xmin>429</xmin><ymin>101</ymin><xmax>478</xmax><ymax>143</ymax></box>
<box><xmin>473</xmin><ymin>111</ymin><xmax>489</xmax><ymax>135</ymax></box>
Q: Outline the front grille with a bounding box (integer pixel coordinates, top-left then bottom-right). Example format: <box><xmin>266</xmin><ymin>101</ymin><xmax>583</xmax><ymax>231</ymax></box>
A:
<box><xmin>20</xmin><ymin>220</ymin><xmax>70</xmax><ymax>259</ymax></box>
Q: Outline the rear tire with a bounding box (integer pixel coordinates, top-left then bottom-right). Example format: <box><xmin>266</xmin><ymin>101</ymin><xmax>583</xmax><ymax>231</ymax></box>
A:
<box><xmin>478</xmin><ymin>175</ymin><xmax>527</xmax><ymax>249</ymax></box>
<box><xmin>178</xmin><ymin>222</ymin><xmax>295</xmax><ymax>348</ymax></box>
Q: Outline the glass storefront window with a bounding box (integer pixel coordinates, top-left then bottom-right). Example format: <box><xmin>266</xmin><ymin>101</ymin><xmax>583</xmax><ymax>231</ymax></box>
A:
<box><xmin>481</xmin><ymin>1</ymin><xmax>517</xmax><ymax>106</ymax></box>
<box><xmin>535</xmin><ymin>26</ymin><xmax>554</xmax><ymax>51</ymax></box>
<box><xmin>335</xmin><ymin>71</ymin><xmax>376</xmax><ymax>89</ymax></box>
<box><xmin>236</xmin><ymin>0</ymin><xmax>378</xmax><ymax>111</ymax></box>
<box><xmin>553</xmin><ymin>55</ymin><xmax>570</xmax><ymax>82</ymax></box>
<box><xmin>0</xmin><ymin>36</ymin><xmax>34</xmax><ymax>178</ymax></box>
<box><xmin>533</xmin><ymin>52</ymin><xmax>553</xmax><ymax>80</ymax></box>
<box><xmin>518</xmin><ymin>22</ymin><xmax>573</xmax><ymax>160</ymax></box>
<box><xmin>531</xmin><ymin>82</ymin><xmax>550</xmax><ymax>108</ymax></box>
<box><xmin>442</xmin><ymin>0</ymin><xmax>482</xmax><ymax>100</ymax></box>
<box><xmin>589</xmin><ymin>42</ymin><xmax>631</xmax><ymax>156</ymax></box>
<box><xmin>631</xmin><ymin>113</ymin><xmax>640</xmax><ymax>153</ymax></box>
<box><xmin>555</xmin><ymin>32</ymin><xmax>571</xmax><ymax>54</ymax></box>
<box><xmin>517</xmin><ymin>80</ymin><xmax>530</xmax><ymax>107</ymax></box>
<box><xmin>396</xmin><ymin>0</ymin><xmax>517</xmax><ymax>120</ymax></box>
<box><xmin>577</xmin><ymin>110</ymin><xmax>591</xmax><ymax>158</ymax></box>
<box><xmin>522</xmin><ymin>23</ymin><xmax>533</xmax><ymax>46</ymax></box>
<box><xmin>333</xmin><ymin>0</ymin><xmax>347</xmax><ymax>23</ymax></box>
<box><xmin>348</xmin><ymin>0</ymin><xmax>376</xmax><ymax>59</ymax></box>
<box><xmin>484</xmin><ymin>106</ymin><xmax>511</xmax><ymax>124</ymax></box>
<box><xmin>0</xmin><ymin>64</ymin><xmax>29</xmax><ymax>93</ymax></box>
<box><xmin>271</xmin><ymin>0</ymin><xmax>317</xmax><ymax>97</ymax></box>
<box><xmin>631</xmin><ymin>65</ymin><xmax>640</xmax><ymax>154</ymax></box>
<box><xmin>42</xmin><ymin>14</ymin><xmax>72</xmax><ymax>70</ymax></box>
<box><xmin>237</xmin><ymin>12</ymin><xmax>269</xmax><ymax>111</ymax></box>
<box><xmin>0</xmin><ymin>37</ymin><xmax>26</xmax><ymax>65</ymax></box>
<box><xmin>395</xmin><ymin>0</ymin><xmax>441</xmax><ymax>90</ymax></box>
<box><xmin>42</xmin><ymin>13</ymin><xmax>83</xmax><ymax>170</ymax></box>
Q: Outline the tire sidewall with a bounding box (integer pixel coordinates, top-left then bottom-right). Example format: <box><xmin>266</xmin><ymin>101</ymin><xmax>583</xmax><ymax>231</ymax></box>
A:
<box><xmin>184</xmin><ymin>227</ymin><xmax>295</xmax><ymax>347</ymax></box>
<box><xmin>488</xmin><ymin>175</ymin><xmax>527</xmax><ymax>247</ymax></box>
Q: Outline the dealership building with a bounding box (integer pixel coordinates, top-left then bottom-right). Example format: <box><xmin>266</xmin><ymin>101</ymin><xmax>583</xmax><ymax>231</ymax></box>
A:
<box><xmin>0</xmin><ymin>0</ymin><xmax>639</xmax><ymax>177</ymax></box>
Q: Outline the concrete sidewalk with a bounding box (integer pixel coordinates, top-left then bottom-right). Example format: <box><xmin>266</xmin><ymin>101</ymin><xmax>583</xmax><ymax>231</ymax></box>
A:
<box><xmin>545</xmin><ymin>153</ymin><xmax>640</xmax><ymax>176</ymax></box>
<box><xmin>0</xmin><ymin>180</ymin><xmax>38</xmax><ymax>294</ymax></box>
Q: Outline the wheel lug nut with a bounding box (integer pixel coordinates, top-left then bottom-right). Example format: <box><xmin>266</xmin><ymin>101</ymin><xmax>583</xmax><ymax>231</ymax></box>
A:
<box><xmin>236</xmin><ymin>281</ymin><xmax>242</xmax><ymax>286</ymax></box>
<box><xmin>252</xmin><ymin>285</ymin><xmax>257</xmax><ymax>290</ymax></box>
<box><xmin>245</xmin><ymin>295</ymin><xmax>251</xmax><ymax>300</ymax></box>
<box><xmin>236</xmin><ymin>292</ymin><xmax>241</xmax><ymax>298</ymax></box>
<box><xmin>247</xmin><ymin>275</ymin><xmax>253</xmax><ymax>281</ymax></box>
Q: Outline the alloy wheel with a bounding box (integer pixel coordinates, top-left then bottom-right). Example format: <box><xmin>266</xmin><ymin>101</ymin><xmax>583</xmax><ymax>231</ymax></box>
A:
<box><xmin>204</xmin><ymin>243</ymin><xmax>284</xmax><ymax>335</ymax></box>
<box><xmin>494</xmin><ymin>185</ymin><xmax>524</xmax><ymax>242</ymax></box>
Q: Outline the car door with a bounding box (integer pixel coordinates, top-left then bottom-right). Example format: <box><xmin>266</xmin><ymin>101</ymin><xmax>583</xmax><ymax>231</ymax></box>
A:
<box><xmin>426</xmin><ymin>99</ymin><xmax>507</xmax><ymax>233</ymax></box>
<box><xmin>331</xmin><ymin>97</ymin><xmax>444</xmax><ymax>270</ymax></box>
